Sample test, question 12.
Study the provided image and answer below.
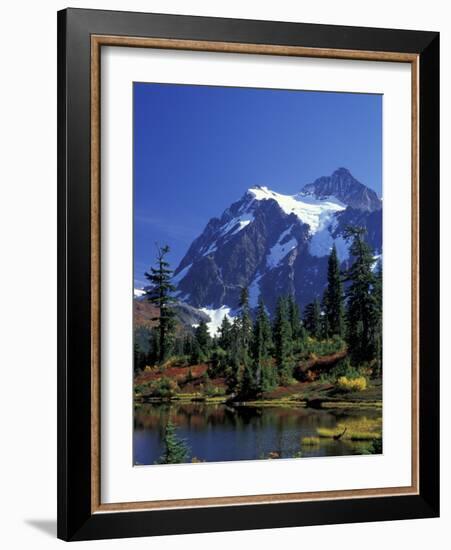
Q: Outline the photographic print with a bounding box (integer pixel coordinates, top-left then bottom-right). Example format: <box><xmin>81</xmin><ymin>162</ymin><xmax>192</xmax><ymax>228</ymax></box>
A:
<box><xmin>133</xmin><ymin>83</ymin><xmax>383</xmax><ymax>466</ymax></box>
<box><xmin>58</xmin><ymin>12</ymin><xmax>439</xmax><ymax>539</ymax></box>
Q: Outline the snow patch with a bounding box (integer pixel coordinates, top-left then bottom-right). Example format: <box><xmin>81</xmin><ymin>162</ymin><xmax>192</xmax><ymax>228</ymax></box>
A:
<box><xmin>231</xmin><ymin>218</ymin><xmax>252</xmax><ymax>235</ymax></box>
<box><xmin>134</xmin><ymin>288</ymin><xmax>146</xmax><ymax>297</ymax></box>
<box><xmin>197</xmin><ymin>306</ymin><xmax>234</xmax><ymax>337</ymax></box>
<box><xmin>309</xmin><ymin>217</ymin><xmax>350</xmax><ymax>261</ymax></box>
<box><xmin>309</xmin><ymin>226</ymin><xmax>350</xmax><ymax>262</ymax></box>
<box><xmin>334</xmin><ymin>235</ymin><xmax>350</xmax><ymax>262</ymax></box>
<box><xmin>372</xmin><ymin>254</ymin><xmax>382</xmax><ymax>271</ymax></box>
<box><xmin>219</xmin><ymin>211</ymin><xmax>254</xmax><ymax>238</ymax></box>
<box><xmin>309</xmin><ymin>226</ymin><xmax>334</xmax><ymax>258</ymax></box>
<box><xmin>202</xmin><ymin>243</ymin><xmax>218</xmax><ymax>256</ymax></box>
<box><xmin>267</xmin><ymin>226</ymin><xmax>297</xmax><ymax>268</ymax></box>
<box><xmin>248</xmin><ymin>273</ymin><xmax>263</xmax><ymax>308</ymax></box>
<box><xmin>247</xmin><ymin>186</ymin><xmax>345</xmax><ymax>233</ymax></box>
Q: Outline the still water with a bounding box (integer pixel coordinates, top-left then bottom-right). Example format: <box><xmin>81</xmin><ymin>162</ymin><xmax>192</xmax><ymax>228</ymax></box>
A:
<box><xmin>134</xmin><ymin>402</ymin><xmax>381</xmax><ymax>465</ymax></box>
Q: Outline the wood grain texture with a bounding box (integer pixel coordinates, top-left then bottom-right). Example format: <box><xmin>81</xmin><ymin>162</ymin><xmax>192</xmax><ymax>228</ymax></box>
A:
<box><xmin>91</xmin><ymin>35</ymin><xmax>101</xmax><ymax>514</ymax></box>
<box><xmin>92</xmin><ymin>35</ymin><xmax>418</xmax><ymax>62</ymax></box>
<box><xmin>411</xmin><ymin>56</ymin><xmax>420</xmax><ymax>493</ymax></box>
<box><xmin>95</xmin><ymin>485</ymin><xmax>418</xmax><ymax>513</ymax></box>
<box><xmin>90</xmin><ymin>34</ymin><xmax>420</xmax><ymax>514</ymax></box>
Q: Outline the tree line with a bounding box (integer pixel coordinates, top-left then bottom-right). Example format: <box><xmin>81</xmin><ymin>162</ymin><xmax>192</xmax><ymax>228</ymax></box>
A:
<box><xmin>136</xmin><ymin>227</ymin><xmax>382</xmax><ymax>396</ymax></box>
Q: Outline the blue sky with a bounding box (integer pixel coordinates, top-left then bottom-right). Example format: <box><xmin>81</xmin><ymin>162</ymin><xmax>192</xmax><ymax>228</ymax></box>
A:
<box><xmin>134</xmin><ymin>83</ymin><xmax>382</xmax><ymax>288</ymax></box>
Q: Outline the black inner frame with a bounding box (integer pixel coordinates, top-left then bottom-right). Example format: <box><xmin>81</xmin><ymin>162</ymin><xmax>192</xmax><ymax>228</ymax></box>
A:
<box><xmin>57</xmin><ymin>8</ymin><xmax>439</xmax><ymax>541</ymax></box>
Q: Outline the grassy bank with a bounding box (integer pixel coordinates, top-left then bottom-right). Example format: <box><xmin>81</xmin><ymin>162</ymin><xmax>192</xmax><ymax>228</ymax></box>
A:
<box><xmin>134</xmin><ymin>355</ymin><xmax>382</xmax><ymax>410</ymax></box>
<box><xmin>135</xmin><ymin>381</ymin><xmax>382</xmax><ymax>410</ymax></box>
<box><xmin>316</xmin><ymin>417</ymin><xmax>382</xmax><ymax>441</ymax></box>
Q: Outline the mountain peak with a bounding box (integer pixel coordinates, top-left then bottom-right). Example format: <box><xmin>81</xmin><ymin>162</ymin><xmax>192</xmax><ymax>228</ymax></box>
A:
<box><xmin>246</xmin><ymin>185</ymin><xmax>272</xmax><ymax>198</ymax></box>
<box><xmin>172</xmin><ymin>170</ymin><xmax>382</xmax><ymax>313</ymax></box>
<box><xmin>333</xmin><ymin>167</ymin><xmax>352</xmax><ymax>176</ymax></box>
<box><xmin>301</xmin><ymin>168</ymin><xmax>381</xmax><ymax>212</ymax></box>
<box><xmin>248</xmin><ymin>185</ymin><xmax>269</xmax><ymax>192</ymax></box>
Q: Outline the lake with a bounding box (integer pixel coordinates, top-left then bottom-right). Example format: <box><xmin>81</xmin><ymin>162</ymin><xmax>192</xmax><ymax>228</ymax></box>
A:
<box><xmin>134</xmin><ymin>402</ymin><xmax>381</xmax><ymax>465</ymax></box>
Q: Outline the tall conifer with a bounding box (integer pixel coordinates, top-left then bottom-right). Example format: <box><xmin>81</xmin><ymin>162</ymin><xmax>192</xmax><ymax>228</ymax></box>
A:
<box><xmin>195</xmin><ymin>319</ymin><xmax>211</xmax><ymax>359</ymax></box>
<box><xmin>145</xmin><ymin>244</ymin><xmax>176</xmax><ymax>363</ymax></box>
<box><xmin>287</xmin><ymin>294</ymin><xmax>302</xmax><ymax>340</ymax></box>
<box><xmin>159</xmin><ymin>421</ymin><xmax>189</xmax><ymax>464</ymax></box>
<box><xmin>304</xmin><ymin>298</ymin><xmax>322</xmax><ymax>339</ymax></box>
<box><xmin>225</xmin><ymin>318</ymin><xmax>242</xmax><ymax>392</ymax></box>
<box><xmin>238</xmin><ymin>287</ymin><xmax>252</xmax><ymax>356</ymax></box>
<box><xmin>372</xmin><ymin>261</ymin><xmax>383</xmax><ymax>375</ymax></box>
<box><xmin>236</xmin><ymin>287</ymin><xmax>253</xmax><ymax>393</ymax></box>
<box><xmin>273</xmin><ymin>296</ymin><xmax>293</xmax><ymax>384</ymax></box>
<box><xmin>344</xmin><ymin>227</ymin><xmax>378</xmax><ymax>364</ymax></box>
<box><xmin>252</xmin><ymin>295</ymin><xmax>275</xmax><ymax>391</ymax></box>
<box><xmin>218</xmin><ymin>315</ymin><xmax>233</xmax><ymax>350</ymax></box>
<box><xmin>324</xmin><ymin>244</ymin><xmax>345</xmax><ymax>337</ymax></box>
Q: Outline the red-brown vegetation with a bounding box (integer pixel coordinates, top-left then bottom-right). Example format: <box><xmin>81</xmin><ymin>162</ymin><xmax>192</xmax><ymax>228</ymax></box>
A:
<box><xmin>135</xmin><ymin>363</ymin><xmax>208</xmax><ymax>386</ymax></box>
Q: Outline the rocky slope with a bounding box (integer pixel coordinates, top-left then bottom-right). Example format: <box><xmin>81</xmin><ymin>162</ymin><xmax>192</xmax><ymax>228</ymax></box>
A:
<box><xmin>170</xmin><ymin>168</ymin><xmax>381</xmax><ymax>315</ymax></box>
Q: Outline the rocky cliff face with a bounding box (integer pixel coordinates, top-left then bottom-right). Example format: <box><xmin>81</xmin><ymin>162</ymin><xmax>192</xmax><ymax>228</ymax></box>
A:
<box><xmin>301</xmin><ymin>167</ymin><xmax>382</xmax><ymax>212</ymax></box>
<box><xmin>172</xmin><ymin>168</ymin><xmax>382</xmax><ymax>314</ymax></box>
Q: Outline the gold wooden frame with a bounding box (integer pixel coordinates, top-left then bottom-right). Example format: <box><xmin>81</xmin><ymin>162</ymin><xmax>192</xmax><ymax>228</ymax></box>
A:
<box><xmin>90</xmin><ymin>35</ymin><xmax>419</xmax><ymax>514</ymax></box>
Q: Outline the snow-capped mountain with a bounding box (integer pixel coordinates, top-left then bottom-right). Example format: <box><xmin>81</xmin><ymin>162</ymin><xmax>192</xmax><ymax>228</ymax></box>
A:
<box><xmin>173</xmin><ymin>168</ymin><xmax>382</xmax><ymax>315</ymax></box>
<box><xmin>301</xmin><ymin>167</ymin><xmax>381</xmax><ymax>212</ymax></box>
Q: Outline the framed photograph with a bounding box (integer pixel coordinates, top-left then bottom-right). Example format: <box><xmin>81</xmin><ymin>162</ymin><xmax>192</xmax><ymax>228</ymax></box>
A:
<box><xmin>57</xmin><ymin>8</ymin><xmax>439</xmax><ymax>541</ymax></box>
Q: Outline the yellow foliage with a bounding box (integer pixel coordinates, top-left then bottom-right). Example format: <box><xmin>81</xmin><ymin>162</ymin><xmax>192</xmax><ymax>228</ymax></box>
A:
<box><xmin>317</xmin><ymin>417</ymin><xmax>381</xmax><ymax>441</ymax></box>
<box><xmin>337</xmin><ymin>376</ymin><xmax>367</xmax><ymax>392</ymax></box>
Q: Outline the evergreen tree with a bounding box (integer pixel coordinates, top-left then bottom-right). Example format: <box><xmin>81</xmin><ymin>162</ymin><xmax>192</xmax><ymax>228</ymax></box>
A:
<box><xmin>251</xmin><ymin>296</ymin><xmax>275</xmax><ymax>392</ymax></box>
<box><xmin>218</xmin><ymin>315</ymin><xmax>233</xmax><ymax>351</ymax></box>
<box><xmin>304</xmin><ymin>298</ymin><xmax>322</xmax><ymax>339</ymax></box>
<box><xmin>238</xmin><ymin>286</ymin><xmax>253</xmax><ymax>362</ymax></box>
<box><xmin>225</xmin><ymin>318</ymin><xmax>242</xmax><ymax>392</ymax></box>
<box><xmin>195</xmin><ymin>319</ymin><xmax>211</xmax><ymax>359</ymax></box>
<box><xmin>209</xmin><ymin>346</ymin><xmax>228</xmax><ymax>378</ymax></box>
<box><xmin>159</xmin><ymin>420</ymin><xmax>189</xmax><ymax>464</ymax></box>
<box><xmin>147</xmin><ymin>327</ymin><xmax>161</xmax><ymax>365</ymax></box>
<box><xmin>320</xmin><ymin>293</ymin><xmax>330</xmax><ymax>339</ymax></box>
<box><xmin>173</xmin><ymin>337</ymin><xmax>184</xmax><ymax>357</ymax></box>
<box><xmin>273</xmin><ymin>296</ymin><xmax>293</xmax><ymax>384</ymax></box>
<box><xmin>372</xmin><ymin>261</ymin><xmax>383</xmax><ymax>375</ymax></box>
<box><xmin>133</xmin><ymin>341</ymin><xmax>146</xmax><ymax>373</ymax></box>
<box><xmin>324</xmin><ymin>244</ymin><xmax>345</xmax><ymax>338</ymax></box>
<box><xmin>145</xmin><ymin>244</ymin><xmax>176</xmax><ymax>363</ymax></box>
<box><xmin>189</xmin><ymin>337</ymin><xmax>202</xmax><ymax>365</ymax></box>
<box><xmin>235</xmin><ymin>287</ymin><xmax>254</xmax><ymax>393</ymax></box>
<box><xmin>183</xmin><ymin>333</ymin><xmax>194</xmax><ymax>357</ymax></box>
<box><xmin>343</xmin><ymin>226</ymin><xmax>378</xmax><ymax>365</ymax></box>
<box><xmin>287</xmin><ymin>294</ymin><xmax>302</xmax><ymax>340</ymax></box>
<box><xmin>240</xmin><ymin>363</ymin><xmax>256</xmax><ymax>397</ymax></box>
<box><xmin>287</xmin><ymin>294</ymin><xmax>307</xmax><ymax>353</ymax></box>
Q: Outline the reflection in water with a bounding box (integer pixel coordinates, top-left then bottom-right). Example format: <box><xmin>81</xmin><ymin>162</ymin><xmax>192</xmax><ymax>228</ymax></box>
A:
<box><xmin>134</xmin><ymin>402</ymin><xmax>381</xmax><ymax>465</ymax></box>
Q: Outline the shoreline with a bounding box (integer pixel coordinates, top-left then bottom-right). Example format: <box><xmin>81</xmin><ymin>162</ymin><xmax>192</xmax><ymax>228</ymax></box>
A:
<box><xmin>135</xmin><ymin>394</ymin><xmax>382</xmax><ymax>409</ymax></box>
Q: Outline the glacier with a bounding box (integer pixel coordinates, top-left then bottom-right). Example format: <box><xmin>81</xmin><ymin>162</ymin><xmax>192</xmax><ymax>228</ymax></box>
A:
<box><xmin>266</xmin><ymin>226</ymin><xmax>298</xmax><ymax>268</ymax></box>
<box><xmin>166</xmin><ymin>169</ymin><xmax>381</xmax><ymax>313</ymax></box>
<box><xmin>248</xmin><ymin>185</ymin><xmax>346</xmax><ymax>233</ymax></box>
<box><xmin>195</xmin><ymin>305</ymin><xmax>234</xmax><ymax>337</ymax></box>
